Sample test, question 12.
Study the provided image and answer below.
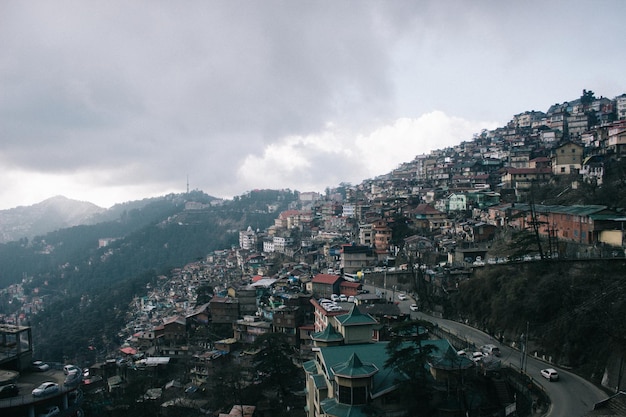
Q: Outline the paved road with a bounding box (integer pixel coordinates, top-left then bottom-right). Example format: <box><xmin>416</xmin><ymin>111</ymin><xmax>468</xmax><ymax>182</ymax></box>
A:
<box><xmin>364</xmin><ymin>284</ymin><xmax>609</xmax><ymax>417</ymax></box>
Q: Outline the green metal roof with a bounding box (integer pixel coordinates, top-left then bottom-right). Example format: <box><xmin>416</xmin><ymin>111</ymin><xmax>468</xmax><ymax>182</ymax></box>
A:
<box><xmin>335</xmin><ymin>305</ymin><xmax>378</xmax><ymax>327</ymax></box>
<box><xmin>332</xmin><ymin>353</ymin><xmax>378</xmax><ymax>378</ymax></box>
<box><xmin>311</xmin><ymin>323</ymin><xmax>344</xmax><ymax>342</ymax></box>
<box><xmin>320</xmin><ymin>398</ymin><xmax>373</xmax><ymax>417</ymax></box>
<box><xmin>513</xmin><ymin>203</ymin><xmax>609</xmax><ymax>216</ymax></box>
<box><xmin>303</xmin><ymin>360</ymin><xmax>317</xmax><ymax>374</ymax></box>
<box><xmin>311</xmin><ymin>374</ymin><xmax>328</xmax><ymax>389</ymax></box>
<box><xmin>318</xmin><ymin>342</ymin><xmax>405</xmax><ymax>398</ymax></box>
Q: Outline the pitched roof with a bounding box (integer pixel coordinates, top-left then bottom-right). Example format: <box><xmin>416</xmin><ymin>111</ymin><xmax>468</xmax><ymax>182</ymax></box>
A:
<box><xmin>512</xmin><ymin>203</ymin><xmax>608</xmax><ymax>217</ymax></box>
<box><xmin>414</xmin><ymin>204</ymin><xmax>443</xmax><ymax>215</ymax></box>
<box><xmin>317</xmin><ymin>342</ymin><xmax>406</xmax><ymax>398</ymax></box>
<box><xmin>331</xmin><ymin>353</ymin><xmax>378</xmax><ymax>378</ymax></box>
<box><xmin>311</xmin><ymin>324</ymin><xmax>344</xmax><ymax>343</ymax></box>
<box><xmin>335</xmin><ymin>305</ymin><xmax>378</xmax><ymax>327</ymax></box>
<box><xmin>312</xmin><ymin>273</ymin><xmax>342</xmax><ymax>285</ymax></box>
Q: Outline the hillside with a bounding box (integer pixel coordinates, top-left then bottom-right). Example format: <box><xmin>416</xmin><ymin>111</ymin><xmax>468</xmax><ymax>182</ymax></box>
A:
<box><xmin>450</xmin><ymin>257</ymin><xmax>626</xmax><ymax>385</ymax></box>
<box><xmin>0</xmin><ymin>189</ymin><xmax>297</xmax><ymax>361</ymax></box>
<box><xmin>0</xmin><ymin>196</ymin><xmax>106</xmax><ymax>244</ymax></box>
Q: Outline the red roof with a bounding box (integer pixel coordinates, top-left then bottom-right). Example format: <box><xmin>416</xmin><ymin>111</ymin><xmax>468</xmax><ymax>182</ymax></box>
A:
<box><xmin>279</xmin><ymin>210</ymin><xmax>301</xmax><ymax>219</ymax></box>
<box><xmin>120</xmin><ymin>347</ymin><xmax>137</xmax><ymax>355</ymax></box>
<box><xmin>312</xmin><ymin>274</ymin><xmax>342</xmax><ymax>284</ymax></box>
<box><xmin>414</xmin><ymin>204</ymin><xmax>442</xmax><ymax>215</ymax></box>
<box><xmin>340</xmin><ymin>281</ymin><xmax>361</xmax><ymax>288</ymax></box>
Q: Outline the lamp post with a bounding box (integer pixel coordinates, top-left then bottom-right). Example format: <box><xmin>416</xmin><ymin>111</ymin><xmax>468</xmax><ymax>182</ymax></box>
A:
<box><xmin>383</xmin><ymin>260</ymin><xmax>388</xmax><ymax>302</ymax></box>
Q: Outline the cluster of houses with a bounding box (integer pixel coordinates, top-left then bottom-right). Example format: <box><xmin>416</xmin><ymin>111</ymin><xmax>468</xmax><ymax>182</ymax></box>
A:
<box><xmin>235</xmin><ymin>91</ymin><xmax>626</xmax><ymax>274</ymax></box>
<box><xmin>98</xmin><ymin>91</ymin><xmax>626</xmax><ymax>415</ymax></box>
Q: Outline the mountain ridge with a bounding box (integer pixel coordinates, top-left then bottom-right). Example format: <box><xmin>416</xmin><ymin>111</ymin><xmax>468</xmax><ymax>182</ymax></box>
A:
<box><xmin>0</xmin><ymin>195</ymin><xmax>106</xmax><ymax>243</ymax></box>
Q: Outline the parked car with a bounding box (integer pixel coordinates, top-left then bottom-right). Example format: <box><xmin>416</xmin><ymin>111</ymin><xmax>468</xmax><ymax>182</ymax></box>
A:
<box><xmin>38</xmin><ymin>405</ymin><xmax>60</xmax><ymax>417</ymax></box>
<box><xmin>64</xmin><ymin>370</ymin><xmax>82</xmax><ymax>386</ymax></box>
<box><xmin>471</xmin><ymin>352</ymin><xmax>484</xmax><ymax>363</ymax></box>
<box><xmin>32</xmin><ymin>360</ymin><xmax>50</xmax><ymax>372</ymax></box>
<box><xmin>540</xmin><ymin>368</ymin><xmax>559</xmax><ymax>381</ymax></box>
<box><xmin>480</xmin><ymin>344</ymin><xmax>501</xmax><ymax>357</ymax></box>
<box><xmin>64</xmin><ymin>364</ymin><xmax>81</xmax><ymax>375</ymax></box>
<box><xmin>409</xmin><ymin>304</ymin><xmax>419</xmax><ymax>311</ymax></box>
<box><xmin>0</xmin><ymin>383</ymin><xmax>19</xmax><ymax>398</ymax></box>
<box><xmin>32</xmin><ymin>382</ymin><xmax>59</xmax><ymax>397</ymax></box>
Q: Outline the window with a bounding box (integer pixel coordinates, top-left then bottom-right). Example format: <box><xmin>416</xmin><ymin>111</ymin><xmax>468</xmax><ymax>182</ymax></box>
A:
<box><xmin>337</xmin><ymin>385</ymin><xmax>368</xmax><ymax>405</ymax></box>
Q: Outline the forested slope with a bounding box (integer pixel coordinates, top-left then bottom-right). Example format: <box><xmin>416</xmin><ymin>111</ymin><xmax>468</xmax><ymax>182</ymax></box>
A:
<box><xmin>451</xmin><ymin>259</ymin><xmax>626</xmax><ymax>382</ymax></box>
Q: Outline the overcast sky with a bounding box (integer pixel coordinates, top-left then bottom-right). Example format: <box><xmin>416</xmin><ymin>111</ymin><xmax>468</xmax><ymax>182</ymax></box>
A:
<box><xmin>1</xmin><ymin>1</ymin><xmax>625</xmax><ymax>210</ymax></box>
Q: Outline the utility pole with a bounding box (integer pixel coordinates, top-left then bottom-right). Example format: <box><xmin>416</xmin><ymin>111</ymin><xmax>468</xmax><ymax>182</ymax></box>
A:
<box><xmin>520</xmin><ymin>321</ymin><xmax>529</xmax><ymax>373</ymax></box>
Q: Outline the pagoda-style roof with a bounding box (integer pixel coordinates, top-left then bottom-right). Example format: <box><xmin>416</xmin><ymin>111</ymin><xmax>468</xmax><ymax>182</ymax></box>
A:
<box><xmin>332</xmin><ymin>353</ymin><xmax>378</xmax><ymax>378</ymax></box>
<box><xmin>336</xmin><ymin>304</ymin><xmax>378</xmax><ymax>327</ymax></box>
<box><xmin>311</xmin><ymin>324</ymin><xmax>344</xmax><ymax>343</ymax></box>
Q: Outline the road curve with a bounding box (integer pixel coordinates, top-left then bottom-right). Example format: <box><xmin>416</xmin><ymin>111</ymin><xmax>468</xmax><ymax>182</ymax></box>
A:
<box><xmin>364</xmin><ymin>284</ymin><xmax>609</xmax><ymax>416</ymax></box>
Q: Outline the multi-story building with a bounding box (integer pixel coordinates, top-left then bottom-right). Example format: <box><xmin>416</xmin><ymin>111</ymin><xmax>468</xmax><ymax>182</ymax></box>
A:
<box><xmin>239</xmin><ymin>226</ymin><xmax>257</xmax><ymax>250</ymax></box>
<box><xmin>616</xmin><ymin>94</ymin><xmax>626</xmax><ymax>120</ymax></box>
<box><xmin>272</xmin><ymin>306</ymin><xmax>303</xmax><ymax>347</ymax></box>
<box><xmin>500</xmin><ymin>167</ymin><xmax>552</xmax><ymax>190</ymax></box>
<box><xmin>340</xmin><ymin>244</ymin><xmax>375</xmax><ymax>274</ymax></box>
<box><xmin>303</xmin><ymin>305</ymin><xmax>475</xmax><ymax>417</ymax></box>
<box><xmin>209</xmin><ymin>297</ymin><xmax>240</xmax><ymax>324</ymax></box>
<box><xmin>273</xmin><ymin>235</ymin><xmax>294</xmax><ymax>253</ymax></box>
<box><xmin>233</xmin><ymin>316</ymin><xmax>271</xmax><ymax>344</ymax></box>
<box><xmin>551</xmin><ymin>141</ymin><xmax>583</xmax><ymax>175</ymax></box>
<box><xmin>607</xmin><ymin>120</ymin><xmax>626</xmax><ymax>156</ymax></box>
<box><xmin>358</xmin><ymin>223</ymin><xmax>373</xmax><ymax>247</ymax></box>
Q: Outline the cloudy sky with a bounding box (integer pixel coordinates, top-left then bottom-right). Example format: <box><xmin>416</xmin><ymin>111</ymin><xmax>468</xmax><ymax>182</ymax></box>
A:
<box><xmin>1</xmin><ymin>1</ymin><xmax>625</xmax><ymax>210</ymax></box>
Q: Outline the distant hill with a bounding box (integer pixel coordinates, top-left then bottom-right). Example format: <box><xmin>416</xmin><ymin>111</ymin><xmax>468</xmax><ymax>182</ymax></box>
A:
<box><xmin>0</xmin><ymin>189</ymin><xmax>297</xmax><ymax>361</ymax></box>
<box><xmin>0</xmin><ymin>196</ymin><xmax>106</xmax><ymax>243</ymax></box>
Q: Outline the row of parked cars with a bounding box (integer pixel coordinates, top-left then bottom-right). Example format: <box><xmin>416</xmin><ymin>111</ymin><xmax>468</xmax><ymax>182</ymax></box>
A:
<box><xmin>29</xmin><ymin>362</ymin><xmax>85</xmax><ymax>399</ymax></box>
<box><xmin>458</xmin><ymin>344</ymin><xmax>502</xmax><ymax>363</ymax></box>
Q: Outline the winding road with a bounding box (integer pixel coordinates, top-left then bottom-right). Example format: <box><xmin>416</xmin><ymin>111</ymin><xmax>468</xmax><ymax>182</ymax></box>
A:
<box><xmin>364</xmin><ymin>284</ymin><xmax>609</xmax><ymax>416</ymax></box>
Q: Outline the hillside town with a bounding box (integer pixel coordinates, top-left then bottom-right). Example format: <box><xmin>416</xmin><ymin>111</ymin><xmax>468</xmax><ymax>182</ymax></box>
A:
<box><xmin>112</xmin><ymin>90</ymin><xmax>626</xmax><ymax>416</ymax></box>
<box><xmin>2</xmin><ymin>89</ymin><xmax>626</xmax><ymax>416</ymax></box>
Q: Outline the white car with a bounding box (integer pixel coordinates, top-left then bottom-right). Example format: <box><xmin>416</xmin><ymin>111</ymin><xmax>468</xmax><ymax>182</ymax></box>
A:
<box><xmin>64</xmin><ymin>364</ymin><xmax>81</xmax><ymax>375</ymax></box>
<box><xmin>540</xmin><ymin>368</ymin><xmax>559</xmax><ymax>381</ymax></box>
<box><xmin>397</xmin><ymin>294</ymin><xmax>407</xmax><ymax>301</ymax></box>
<box><xmin>409</xmin><ymin>304</ymin><xmax>419</xmax><ymax>311</ymax></box>
<box><xmin>32</xmin><ymin>360</ymin><xmax>50</xmax><ymax>372</ymax></box>
<box><xmin>471</xmin><ymin>352</ymin><xmax>485</xmax><ymax>363</ymax></box>
<box><xmin>32</xmin><ymin>382</ymin><xmax>59</xmax><ymax>397</ymax></box>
